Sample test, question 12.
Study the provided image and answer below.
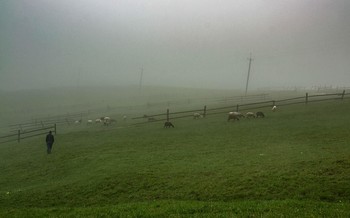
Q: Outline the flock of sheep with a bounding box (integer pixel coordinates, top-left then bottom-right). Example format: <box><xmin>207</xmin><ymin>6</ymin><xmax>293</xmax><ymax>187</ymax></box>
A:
<box><xmin>200</xmin><ymin>105</ymin><xmax>276</xmax><ymax>123</ymax></box>
<box><xmin>166</xmin><ymin>105</ymin><xmax>277</xmax><ymax>128</ymax></box>
<box><xmin>75</xmin><ymin>116</ymin><xmax>125</xmax><ymax>126</ymax></box>
<box><xmin>226</xmin><ymin>105</ymin><xmax>276</xmax><ymax>122</ymax></box>
<box><xmin>73</xmin><ymin>106</ymin><xmax>277</xmax><ymax>128</ymax></box>
<box><xmin>227</xmin><ymin>111</ymin><xmax>265</xmax><ymax>121</ymax></box>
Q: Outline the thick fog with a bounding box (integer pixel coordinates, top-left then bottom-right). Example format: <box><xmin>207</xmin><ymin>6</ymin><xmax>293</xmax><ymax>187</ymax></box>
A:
<box><xmin>1</xmin><ymin>0</ymin><xmax>350</xmax><ymax>91</ymax></box>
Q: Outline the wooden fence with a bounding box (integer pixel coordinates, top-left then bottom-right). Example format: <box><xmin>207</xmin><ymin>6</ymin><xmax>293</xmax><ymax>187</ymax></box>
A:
<box><xmin>132</xmin><ymin>90</ymin><xmax>349</xmax><ymax>125</ymax></box>
<box><xmin>0</xmin><ymin>124</ymin><xmax>56</xmax><ymax>144</ymax></box>
<box><xmin>8</xmin><ymin>112</ymin><xmax>87</xmax><ymax>133</ymax></box>
<box><xmin>4</xmin><ymin>93</ymin><xmax>269</xmax><ymax>133</ymax></box>
<box><xmin>1</xmin><ymin>90</ymin><xmax>348</xmax><ymax>142</ymax></box>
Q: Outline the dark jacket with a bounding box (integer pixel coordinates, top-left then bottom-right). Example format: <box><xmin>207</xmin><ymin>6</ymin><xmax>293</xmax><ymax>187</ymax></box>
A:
<box><xmin>46</xmin><ymin>134</ymin><xmax>54</xmax><ymax>143</ymax></box>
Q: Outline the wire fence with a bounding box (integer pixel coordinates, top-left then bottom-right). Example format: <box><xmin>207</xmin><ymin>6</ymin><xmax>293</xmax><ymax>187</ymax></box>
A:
<box><xmin>131</xmin><ymin>90</ymin><xmax>349</xmax><ymax>125</ymax></box>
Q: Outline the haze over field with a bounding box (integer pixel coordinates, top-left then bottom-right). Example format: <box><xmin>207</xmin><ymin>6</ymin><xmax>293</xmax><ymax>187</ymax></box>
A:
<box><xmin>1</xmin><ymin>0</ymin><xmax>350</xmax><ymax>91</ymax></box>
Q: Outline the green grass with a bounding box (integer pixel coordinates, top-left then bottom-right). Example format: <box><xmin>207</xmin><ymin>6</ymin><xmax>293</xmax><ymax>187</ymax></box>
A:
<box><xmin>2</xmin><ymin>200</ymin><xmax>350</xmax><ymax>217</ymax></box>
<box><xmin>1</xmin><ymin>99</ymin><xmax>350</xmax><ymax>217</ymax></box>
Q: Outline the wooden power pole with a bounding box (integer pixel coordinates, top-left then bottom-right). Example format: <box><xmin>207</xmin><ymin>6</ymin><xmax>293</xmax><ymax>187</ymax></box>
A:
<box><xmin>245</xmin><ymin>53</ymin><xmax>253</xmax><ymax>95</ymax></box>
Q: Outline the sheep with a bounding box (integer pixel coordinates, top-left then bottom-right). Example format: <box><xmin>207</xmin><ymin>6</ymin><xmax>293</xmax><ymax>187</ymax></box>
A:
<box><xmin>164</xmin><ymin>121</ymin><xmax>174</xmax><ymax>128</ymax></box>
<box><xmin>74</xmin><ymin>119</ymin><xmax>82</xmax><ymax>124</ymax></box>
<box><xmin>246</xmin><ymin>112</ymin><xmax>256</xmax><ymax>118</ymax></box>
<box><xmin>87</xmin><ymin>120</ymin><xmax>93</xmax><ymax>125</ymax></box>
<box><xmin>103</xmin><ymin>117</ymin><xmax>111</xmax><ymax>126</ymax></box>
<box><xmin>227</xmin><ymin>112</ymin><xmax>244</xmax><ymax>121</ymax></box>
<box><xmin>272</xmin><ymin>105</ymin><xmax>277</xmax><ymax>112</ymax></box>
<box><xmin>193</xmin><ymin>113</ymin><xmax>203</xmax><ymax>119</ymax></box>
<box><xmin>95</xmin><ymin>118</ymin><xmax>102</xmax><ymax>123</ymax></box>
<box><xmin>256</xmin><ymin>111</ymin><xmax>265</xmax><ymax>118</ymax></box>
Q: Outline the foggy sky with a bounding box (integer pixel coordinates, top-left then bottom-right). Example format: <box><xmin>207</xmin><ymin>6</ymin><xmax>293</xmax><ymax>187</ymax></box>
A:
<box><xmin>1</xmin><ymin>0</ymin><xmax>350</xmax><ymax>91</ymax></box>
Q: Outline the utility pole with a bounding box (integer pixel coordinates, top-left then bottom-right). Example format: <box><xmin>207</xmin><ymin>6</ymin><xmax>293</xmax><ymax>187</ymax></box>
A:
<box><xmin>245</xmin><ymin>53</ymin><xmax>253</xmax><ymax>95</ymax></box>
<box><xmin>139</xmin><ymin>67</ymin><xmax>143</xmax><ymax>94</ymax></box>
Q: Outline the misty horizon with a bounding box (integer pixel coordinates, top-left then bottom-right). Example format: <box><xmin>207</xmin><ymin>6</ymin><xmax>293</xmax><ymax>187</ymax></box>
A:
<box><xmin>1</xmin><ymin>0</ymin><xmax>350</xmax><ymax>91</ymax></box>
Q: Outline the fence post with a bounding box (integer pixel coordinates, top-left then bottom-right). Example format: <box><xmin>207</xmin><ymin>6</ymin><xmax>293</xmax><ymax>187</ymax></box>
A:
<box><xmin>341</xmin><ymin>90</ymin><xmax>345</xmax><ymax>100</ymax></box>
<box><xmin>166</xmin><ymin>109</ymin><xmax>169</xmax><ymax>121</ymax></box>
<box><xmin>305</xmin><ymin>93</ymin><xmax>308</xmax><ymax>104</ymax></box>
<box><xmin>17</xmin><ymin>130</ymin><xmax>20</xmax><ymax>143</ymax></box>
<box><xmin>203</xmin><ymin>105</ymin><xmax>207</xmax><ymax>118</ymax></box>
<box><xmin>236</xmin><ymin>104</ymin><xmax>239</xmax><ymax>112</ymax></box>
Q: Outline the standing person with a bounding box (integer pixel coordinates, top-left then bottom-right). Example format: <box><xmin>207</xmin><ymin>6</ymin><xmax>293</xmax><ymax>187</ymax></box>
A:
<box><xmin>46</xmin><ymin>131</ymin><xmax>54</xmax><ymax>154</ymax></box>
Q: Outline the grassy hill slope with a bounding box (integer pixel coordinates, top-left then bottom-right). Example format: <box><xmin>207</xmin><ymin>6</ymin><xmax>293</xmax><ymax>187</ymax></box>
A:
<box><xmin>1</xmin><ymin>99</ymin><xmax>350</xmax><ymax>216</ymax></box>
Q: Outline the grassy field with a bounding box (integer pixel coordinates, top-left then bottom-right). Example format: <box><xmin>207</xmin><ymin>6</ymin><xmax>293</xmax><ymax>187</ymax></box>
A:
<box><xmin>1</xmin><ymin>92</ymin><xmax>350</xmax><ymax>216</ymax></box>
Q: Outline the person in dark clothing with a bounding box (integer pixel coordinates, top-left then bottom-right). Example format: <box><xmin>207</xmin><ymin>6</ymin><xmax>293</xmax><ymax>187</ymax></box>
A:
<box><xmin>46</xmin><ymin>131</ymin><xmax>54</xmax><ymax>154</ymax></box>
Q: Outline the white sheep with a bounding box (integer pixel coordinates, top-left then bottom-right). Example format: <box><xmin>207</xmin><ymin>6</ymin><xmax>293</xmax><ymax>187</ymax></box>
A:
<box><xmin>272</xmin><ymin>105</ymin><xmax>277</xmax><ymax>112</ymax></box>
<box><xmin>74</xmin><ymin>119</ymin><xmax>82</xmax><ymax>124</ymax></box>
<box><xmin>228</xmin><ymin>112</ymin><xmax>244</xmax><ymax>121</ymax></box>
<box><xmin>103</xmin><ymin>117</ymin><xmax>111</xmax><ymax>126</ymax></box>
<box><xmin>193</xmin><ymin>113</ymin><xmax>203</xmax><ymax>119</ymax></box>
<box><xmin>246</xmin><ymin>112</ymin><xmax>256</xmax><ymax>118</ymax></box>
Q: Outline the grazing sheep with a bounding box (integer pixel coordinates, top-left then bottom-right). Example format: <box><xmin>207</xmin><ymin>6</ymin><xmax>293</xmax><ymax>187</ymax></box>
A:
<box><xmin>246</xmin><ymin>112</ymin><xmax>256</xmax><ymax>118</ymax></box>
<box><xmin>193</xmin><ymin>113</ymin><xmax>203</xmax><ymax>119</ymax></box>
<box><xmin>95</xmin><ymin>118</ymin><xmax>102</xmax><ymax>123</ymax></box>
<box><xmin>272</xmin><ymin>105</ymin><xmax>277</xmax><ymax>112</ymax></box>
<box><xmin>87</xmin><ymin>120</ymin><xmax>93</xmax><ymax>125</ymax></box>
<box><xmin>227</xmin><ymin>112</ymin><xmax>244</xmax><ymax>121</ymax></box>
<box><xmin>74</xmin><ymin>119</ymin><xmax>82</xmax><ymax>124</ymax></box>
<box><xmin>103</xmin><ymin>117</ymin><xmax>111</xmax><ymax>126</ymax></box>
<box><xmin>164</xmin><ymin>121</ymin><xmax>174</xmax><ymax>128</ymax></box>
<box><xmin>256</xmin><ymin>111</ymin><xmax>265</xmax><ymax>118</ymax></box>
